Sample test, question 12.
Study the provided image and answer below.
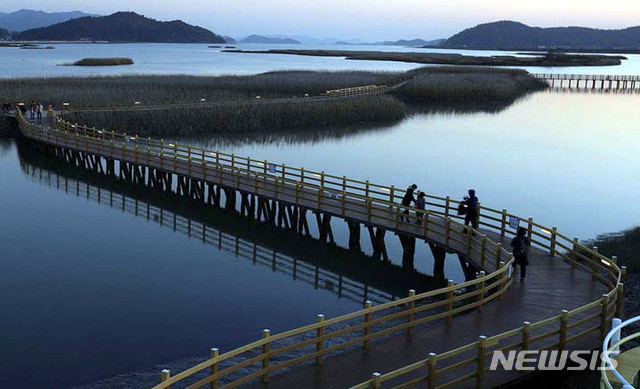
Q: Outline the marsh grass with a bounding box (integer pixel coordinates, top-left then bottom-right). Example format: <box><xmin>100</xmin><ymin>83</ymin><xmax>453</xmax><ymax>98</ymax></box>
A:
<box><xmin>0</xmin><ymin>71</ymin><xmax>401</xmax><ymax>108</ymax></box>
<box><xmin>63</xmin><ymin>94</ymin><xmax>408</xmax><ymax>137</ymax></box>
<box><xmin>2</xmin><ymin>68</ymin><xmax>545</xmax><ymax>137</ymax></box>
<box><xmin>396</xmin><ymin>67</ymin><xmax>548</xmax><ymax>102</ymax></box>
<box><xmin>70</xmin><ymin>58</ymin><xmax>134</xmax><ymax>66</ymax></box>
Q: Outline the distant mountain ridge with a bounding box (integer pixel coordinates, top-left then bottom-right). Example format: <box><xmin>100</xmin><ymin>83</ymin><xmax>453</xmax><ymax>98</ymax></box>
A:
<box><xmin>0</xmin><ymin>9</ymin><xmax>98</xmax><ymax>32</ymax></box>
<box><xmin>0</xmin><ymin>27</ymin><xmax>9</xmax><ymax>39</ymax></box>
<box><xmin>13</xmin><ymin>12</ymin><xmax>225</xmax><ymax>43</ymax></box>
<box><xmin>240</xmin><ymin>34</ymin><xmax>300</xmax><ymax>44</ymax></box>
<box><xmin>444</xmin><ymin>21</ymin><xmax>640</xmax><ymax>50</ymax></box>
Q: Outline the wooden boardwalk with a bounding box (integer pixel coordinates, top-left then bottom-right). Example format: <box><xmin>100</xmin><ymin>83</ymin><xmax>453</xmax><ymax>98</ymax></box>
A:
<box><xmin>11</xmin><ymin>109</ymin><xmax>625</xmax><ymax>389</ymax></box>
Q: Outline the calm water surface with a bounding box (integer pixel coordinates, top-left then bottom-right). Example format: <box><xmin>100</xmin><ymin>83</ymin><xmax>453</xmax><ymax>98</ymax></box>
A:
<box><xmin>2</xmin><ymin>43</ymin><xmax>640</xmax><ymax>78</ymax></box>
<box><xmin>1</xmin><ymin>45</ymin><xmax>639</xmax><ymax>388</ymax></box>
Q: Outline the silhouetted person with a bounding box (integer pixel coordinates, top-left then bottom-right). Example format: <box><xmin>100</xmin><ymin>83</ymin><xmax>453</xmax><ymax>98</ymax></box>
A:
<box><xmin>510</xmin><ymin>227</ymin><xmax>531</xmax><ymax>281</ymax></box>
<box><xmin>401</xmin><ymin>184</ymin><xmax>417</xmax><ymax>222</ymax></box>
<box><xmin>29</xmin><ymin>101</ymin><xmax>36</xmax><ymax>120</ymax></box>
<box><xmin>416</xmin><ymin>191</ymin><xmax>426</xmax><ymax>225</ymax></box>
<box><xmin>37</xmin><ymin>102</ymin><xmax>43</xmax><ymax>120</ymax></box>
<box><xmin>463</xmin><ymin>189</ymin><xmax>479</xmax><ymax>232</ymax></box>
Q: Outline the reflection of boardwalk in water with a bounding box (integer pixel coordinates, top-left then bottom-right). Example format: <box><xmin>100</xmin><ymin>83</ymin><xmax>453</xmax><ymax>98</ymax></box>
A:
<box><xmin>19</xmin><ymin>159</ymin><xmax>396</xmax><ymax>307</ymax></box>
<box><xmin>18</xmin><ymin>143</ymin><xmax>444</xmax><ymax>307</ymax></box>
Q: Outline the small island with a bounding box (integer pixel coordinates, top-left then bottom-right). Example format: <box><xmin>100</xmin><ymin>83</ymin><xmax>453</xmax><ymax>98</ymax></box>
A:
<box><xmin>68</xmin><ymin>57</ymin><xmax>134</xmax><ymax>66</ymax></box>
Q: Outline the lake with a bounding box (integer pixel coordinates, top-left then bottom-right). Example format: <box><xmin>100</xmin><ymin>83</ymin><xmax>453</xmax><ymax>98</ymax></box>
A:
<box><xmin>1</xmin><ymin>44</ymin><xmax>639</xmax><ymax>388</ymax></box>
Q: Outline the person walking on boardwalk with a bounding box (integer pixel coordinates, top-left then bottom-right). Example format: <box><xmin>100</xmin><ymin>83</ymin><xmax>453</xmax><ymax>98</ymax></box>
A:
<box><xmin>415</xmin><ymin>191</ymin><xmax>426</xmax><ymax>225</ymax></box>
<box><xmin>463</xmin><ymin>189</ymin><xmax>479</xmax><ymax>232</ymax></box>
<box><xmin>510</xmin><ymin>227</ymin><xmax>530</xmax><ymax>281</ymax></box>
<box><xmin>29</xmin><ymin>101</ymin><xmax>36</xmax><ymax>120</ymax></box>
<box><xmin>37</xmin><ymin>102</ymin><xmax>43</xmax><ymax>120</ymax></box>
<box><xmin>401</xmin><ymin>184</ymin><xmax>418</xmax><ymax>222</ymax></box>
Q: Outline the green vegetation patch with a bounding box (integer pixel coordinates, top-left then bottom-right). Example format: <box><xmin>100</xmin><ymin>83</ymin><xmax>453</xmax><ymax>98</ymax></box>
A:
<box><xmin>71</xmin><ymin>58</ymin><xmax>134</xmax><ymax>66</ymax></box>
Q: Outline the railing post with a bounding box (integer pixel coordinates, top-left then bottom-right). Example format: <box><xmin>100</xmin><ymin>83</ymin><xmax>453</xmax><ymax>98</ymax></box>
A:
<box><xmin>161</xmin><ymin>369</ymin><xmax>171</xmax><ymax>389</ymax></box>
<box><xmin>365</xmin><ymin>180</ymin><xmax>370</xmax><ymax>197</ymax></box>
<box><xmin>615</xmin><ymin>283</ymin><xmax>624</xmax><ymax>318</ymax></box>
<box><xmin>261</xmin><ymin>329</ymin><xmax>270</xmax><ymax>382</ymax></box>
<box><xmin>571</xmin><ymin>238</ymin><xmax>579</xmax><ymax>268</ymax></box>
<box><xmin>559</xmin><ymin>310</ymin><xmax>569</xmax><ymax>350</ymax></box>
<box><xmin>301</xmin><ymin>167</ymin><xmax>305</xmax><ymax>183</ymax></box>
<box><xmin>446</xmin><ymin>280</ymin><xmax>454</xmax><ymax>323</ymax></box>
<box><xmin>500</xmin><ymin>209</ymin><xmax>507</xmax><ymax>237</ymax></box>
<box><xmin>550</xmin><ymin>227</ymin><xmax>557</xmax><ymax>255</ymax></box>
<box><xmin>477</xmin><ymin>271</ymin><xmax>486</xmax><ymax>310</ymax></box>
<box><xmin>231</xmin><ymin>153</ymin><xmax>235</xmax><ymax>168</ymax></box>
<box><xmin>477</xmin><ymin>336</ymin><xmax>487</xmax><ymax>387</ymax></box>
<box><xmin>316</xmin><ymin>314</ymin><xmax>325</xmax><ymax>365</ymax></box>
<box><xmin>499</xmin><ymin>260</ymin><xmax>508</xmax><ymax>298</ymax></box>
<box><xmin>407</xmin><ymin>289</ymin><xmax>416</xmax><ymax>334</ymax></box>
<box><xmin>341</xmin><ymin>190</ymin><xmax>346</xmax><ymax>216</ymax></box>
<box><xmin>600</xmin><ymin>294</ymin><xmax>609</xmax><ymax>341</ymax></box>
<box><xmin>372</xmin><ymin>372</ymin><xmax>382</xmax><ymax>389</ymax></box>
<box><xmin>364</xmin><ymin>300</ymin><xmax>372</xmax><ymax>349</ymax></box>
<box><xmin>389</xmin><ymin>185</ymin><xmax>395</xmax><ymax>208</ymax></box>
<box><xmin>495</xmin><ymin>244</ymin><xmax>502</xmax><ymax>270</ymax></box>
<box><xmin>522</xmin><ymin>322</ymin><xmax>531</xmax><ymax>350</ymax></box>
<box><xmin>480</xmin><ymin>235</ymin><xmax>487</xmax><ymax>269</ymax></box>
<box><xmin>427</xmin><ymin>353</ymin><xmax>437</xmax><ymax>389</ymax></box>
<box><xmin>209</xmin><ymin>348</ymin><xmax>219</xmax><ymax>389</ymax></box>
<box><xmin>367</xmin><ymin>199</ymin><xmax>372</xmax><ymax>223</ymax></box>
<box><xmin>445</xmin><ymin>218</ymin><xmax>451</xmax><ymax>244</ymax></box>
<box><xmin>527</xmin><ymin>218</ymin><xmax>533</xmax><ymax>240</ymax></box>
<box><xmin>444</xmin><ymin>196</ymin><xmax>451</xmax><ymax>218</ymax></box>
<box><xmin>591</xmin><ymin>246</ymin><xmax>599</xmax><ymax>280</ymax></box>
<box><xmin>320</xmin><ymin>171</ymin><xmax>325</xmax><ymax>189</ymax></box>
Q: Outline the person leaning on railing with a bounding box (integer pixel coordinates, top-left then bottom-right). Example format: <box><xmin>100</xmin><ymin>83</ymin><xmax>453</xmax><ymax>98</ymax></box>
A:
<box><xmin>462</xmin><ymin>189</ymin><xmax>479</xmax><ymax>232</ymax></box>
<box><xmin>510</xmin><ymin>227</ymin><xmax>531</xmax><ymax>281</ymax></box>
<box><xmin>401</xmin><ymin>184</ymin><xmax>417</xmax><ymax>222</ymax></box>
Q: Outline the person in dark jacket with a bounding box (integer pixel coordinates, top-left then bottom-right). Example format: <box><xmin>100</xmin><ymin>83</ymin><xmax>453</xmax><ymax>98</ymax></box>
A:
<box><xmin>510</xmin><ymin>227</ymin><xmax>531</xmax><ymax>281</ymax></box>
<box><xmin>463</xmin><ymin>189</ymin><xmax>479</xmax><ymax>232</ymax></box>
<box><xmin>401</xmin><ymin>184</ymin><xmax>417</xmax><ymax>222</ymax></box>
<box><xmin>415</xmin><ymin>191</ymin><xmax>426</xmax><ymax>225</ymax></box>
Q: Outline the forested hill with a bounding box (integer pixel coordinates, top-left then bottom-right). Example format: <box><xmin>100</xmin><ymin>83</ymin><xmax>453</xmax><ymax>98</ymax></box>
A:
<box><xmin>444</xmin><ymin>21</ymin><xmax>640</xmax><ymax>50</ymax></box>
<box><xmin>13</xmin><ymin>12</ymin><xmax>225</xmax><ymax>43</ymax></box>
<box><xmin>0</xmin><ymin>28</ymin><xmax>9</xmax><ymax>40</ymax></box>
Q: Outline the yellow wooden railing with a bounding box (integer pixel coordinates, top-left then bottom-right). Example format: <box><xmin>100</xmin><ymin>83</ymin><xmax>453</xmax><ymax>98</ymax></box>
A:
<box><xmin>14</xmin><ymin>109</ymin><xmax>623</xmax><ymax>389</ymax></box>
<box><xmin>532</xmin><ymin>74</ymin><xmax>640</xmax><ymax>82</ymax></box>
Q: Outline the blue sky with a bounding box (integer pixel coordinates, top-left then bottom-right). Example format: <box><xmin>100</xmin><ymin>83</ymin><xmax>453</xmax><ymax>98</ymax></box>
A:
<box><xmin>3</xmin><ymin>0</ymin><xmax>640</xmax><ymax>40</ymax></box>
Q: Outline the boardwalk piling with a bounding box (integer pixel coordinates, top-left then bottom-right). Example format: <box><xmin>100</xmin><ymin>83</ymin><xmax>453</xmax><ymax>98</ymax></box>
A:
<box><xmin>522</xmin><ymin>322</ymin><xmax>531</xmax><ymax>350</ymax></box>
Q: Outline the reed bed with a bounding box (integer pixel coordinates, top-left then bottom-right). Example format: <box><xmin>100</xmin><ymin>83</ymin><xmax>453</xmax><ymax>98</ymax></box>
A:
<box><xmin>62</xmin><ymin>94</ymin><xmax>407</xmax><ymax>137</ymax></box>
<box><xmin>395</xmin><ymin>67</ymin><xmax>548</xmax><ymax>102</ymax></box>
<box><xmin>70</xmin><ymin>58</ymin><xmax>134</xmax><ymax>66</ymax></box>
<box><xmin>0</xmin><ymin>71</ymin><xmax>401</xmax><ymax>108</ymax></box>
<box><xmin>3</xmin><ymin>68</ymin><xmax>546</xmax><ymax>137</ymax></box>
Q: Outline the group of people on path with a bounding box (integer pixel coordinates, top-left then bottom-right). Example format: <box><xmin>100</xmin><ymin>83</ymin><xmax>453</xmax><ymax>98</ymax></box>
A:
<box><xmin>29</xmin><ymin>101</ymin><xmax>44</xmax><ymax>120</ymax></box>
<box><xmin>401</xmin><ymin>185</ymin><xmax>530</xmax><ymax>281</ymax></box>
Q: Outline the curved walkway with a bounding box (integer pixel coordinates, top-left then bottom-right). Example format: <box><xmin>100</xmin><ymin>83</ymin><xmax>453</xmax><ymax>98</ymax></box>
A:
<box><xmin>12</xmin><ymin>109</ymin><xmax>623</xmax><ymax>389</ymax></box>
